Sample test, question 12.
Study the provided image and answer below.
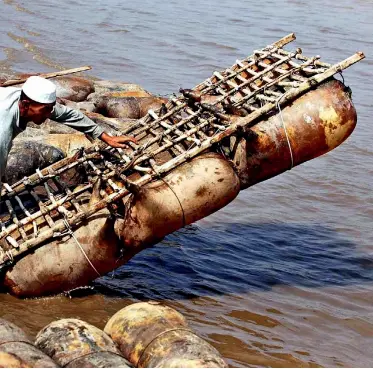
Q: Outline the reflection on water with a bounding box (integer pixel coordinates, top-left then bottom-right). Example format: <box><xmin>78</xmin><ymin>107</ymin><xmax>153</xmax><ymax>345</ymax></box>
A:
<box><xmin>95</xmin><ymin>222</ymin><xmax>373</xmax><ymax>299</ymax></box>
<box><xmin>0</xmin><ymin>0</ymin><xmax>372</xmax><ymax>367</ymax></box>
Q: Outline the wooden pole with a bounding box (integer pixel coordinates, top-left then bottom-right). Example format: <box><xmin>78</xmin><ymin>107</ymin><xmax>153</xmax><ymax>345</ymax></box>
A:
<box><xmin>0</xmin><ymin>66</ymin><xmax>92</xmax><ymax>87</ymax></box>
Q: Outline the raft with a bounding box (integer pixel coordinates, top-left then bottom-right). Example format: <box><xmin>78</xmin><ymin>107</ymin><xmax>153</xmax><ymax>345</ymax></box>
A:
<box><xmin>0</xmin><ymin>33</ymin><xmax>364</xmax><ymax>297</ymax></box>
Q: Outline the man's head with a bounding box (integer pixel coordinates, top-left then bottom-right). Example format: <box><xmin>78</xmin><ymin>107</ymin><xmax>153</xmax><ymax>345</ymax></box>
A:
<box><xmin>19</xmin><ymin>76</ymin><xmax>57</xmax><ymax>124</ymax></box>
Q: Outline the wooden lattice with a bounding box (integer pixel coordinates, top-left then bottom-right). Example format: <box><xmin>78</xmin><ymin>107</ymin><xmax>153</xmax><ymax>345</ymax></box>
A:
<box><xmin>0</xmin><ymin>33</ymin><xmax>364</xmax><ymax>270</ymax></box>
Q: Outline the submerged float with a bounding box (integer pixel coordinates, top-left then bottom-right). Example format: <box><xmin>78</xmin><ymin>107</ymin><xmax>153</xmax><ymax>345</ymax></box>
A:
<box><xmin>0</xmin><ymin>33</ymin><xmax>364</xmax><ymax>297</ymax></box>
<box><xmin>0</xmin><ymin>302</ymin><xmax>226</xmax><ymax>368</ymax></box>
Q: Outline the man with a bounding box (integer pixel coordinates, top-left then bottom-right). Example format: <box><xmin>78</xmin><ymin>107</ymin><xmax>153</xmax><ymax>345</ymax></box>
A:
<box><xmin>0</xmin><ymin>75</ymin><xmax>137</xmax><ymax>186</ymax></box>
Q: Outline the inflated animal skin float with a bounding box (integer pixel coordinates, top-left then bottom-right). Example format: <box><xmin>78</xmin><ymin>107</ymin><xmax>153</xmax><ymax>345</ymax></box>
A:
<box><xmin>0</xmin><ymin>302</ymin><xmax>226</xmax><ymax>368</ymax></box>
<box><xmin>0</xmin><ymin>34</ymin><xmax>364</xmax><ymax>297</ymax></box>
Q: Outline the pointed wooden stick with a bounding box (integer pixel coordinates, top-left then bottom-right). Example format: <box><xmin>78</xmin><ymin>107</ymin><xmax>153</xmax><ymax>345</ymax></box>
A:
<box><xmin>0</xmin><ymin>66</ymin><xmax>92</xmax><ymax>87</ymax></box>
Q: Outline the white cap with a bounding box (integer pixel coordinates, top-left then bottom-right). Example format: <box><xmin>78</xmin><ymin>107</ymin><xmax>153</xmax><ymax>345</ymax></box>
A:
<box><xmin>22</xmin><ymin>76</ymin><xmax>57</xmax><ymax>104</ymax></box>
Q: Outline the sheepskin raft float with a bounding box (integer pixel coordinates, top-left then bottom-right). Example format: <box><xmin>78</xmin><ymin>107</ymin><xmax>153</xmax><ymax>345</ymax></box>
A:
<box><xmin>0</xmin><ymin>33</ymin><xmax>364</xmax><ymax>297</ymax></box>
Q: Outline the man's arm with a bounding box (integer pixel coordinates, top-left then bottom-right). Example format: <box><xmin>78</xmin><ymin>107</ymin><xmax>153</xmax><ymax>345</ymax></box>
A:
<box><xmin>51</xmin><ymin>102</ymin><xmax>104</xmax><ymax>139</ymax></box>
<box><xmin>51</xmin><ymin>103</ymin><xmax>137</xmax><ymax>148</ymax></box>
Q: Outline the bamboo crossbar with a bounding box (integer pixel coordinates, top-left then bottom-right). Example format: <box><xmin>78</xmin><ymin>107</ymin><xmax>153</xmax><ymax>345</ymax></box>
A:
<box><xmin>0</xmin><ymin>185</ymin><xmax>93</xmax><ymax>240</ymax></box>
<box><xmin>136</xmin><ymin>47</ymin><xmax>318</xmax><ymax>135</ymax></box>
<box><xmin>126</xmin><ymin>52</ymin><xmax>302</xmax><ymax>143</ymax></box>
<box><xmin>194</xmin><ymin>33</ymin><xmax>296</xmax><ymax>92</ymax></box>
<box><xmin>0</xmin><ymin>34</ymin><xmax>365</xmax><ymax>268</ymax></box>
<box><xmin>202</xmin><ymin>55</ymin><xmax>318</xmax><ymax>109</ymax></box>
<box><xmin>1</xmin><ymin>152</ymin><xmax>100</xmax><ymax>199</ymax></box>
<box><xmin>277</xmin><ymin>49</ymin><xmax>331</xmax><ymax>68</ymax></box>
<box><xmin>132</xmin><ymin>34</ymin><xmax>297</xmax><ymax>133</ymax></box>
<box><xmin>196</xmin><ymin>46</ymin><xmax>294</xmax><ymax>96</ymax></box>
<box><xmin>231</xmin><ymin>56</ymin><xmax>320</xmax><ymax>107</ymax></box>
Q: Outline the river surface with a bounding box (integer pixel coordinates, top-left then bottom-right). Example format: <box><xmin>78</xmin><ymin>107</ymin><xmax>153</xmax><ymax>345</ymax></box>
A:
<box><xmin>0</xmin><ymin>0</ymin><xmax>372</xmax><ymax>367</ymax></box>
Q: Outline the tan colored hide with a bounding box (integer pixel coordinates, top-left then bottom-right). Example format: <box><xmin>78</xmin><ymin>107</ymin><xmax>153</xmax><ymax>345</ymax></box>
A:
<box><xmin>52</xmin><ymin>76</ymin><xmax>94</xmax><ymax>102</ymax></box>
<box><xmin>4</xmin><ymin>154</ymin><xmax>240</xmax><ymax>297</ymax></box>
<box><xmin>104</xmin><ymin>302</ymin><xmax>228</xmax><ymax>368</ymax></box>
<box><xmin>4</xmin><ymin>209</ymin><xmax>119</xmax><ymax>297</ymax></box>
<box><xmin>0</xmin><ymin>352</ymin><xmax>29</xmax><ymax>368</ymax></box>
<box><xmin>57</xmin><ymin>98</ymin><xmax>97</xmax><ymax>114</ymax></box>
<box><xmin>114</xmin><ymin>153</ymin><xmax>240</xmax><ymax>249</ymax></box>
<box><xmin>85</xmin><ymin>112</ymin><xmax>137</xmax><ymax>134</ymax></box>
<box><xmin>95</xmin><ymin>96</ymin><xmax>168</xmax><ymax>119</ymax></box>
<box><xmin>17</xmin><ymin>133</ymin><xmax>92</xmax><ymax>157</ymax></box>
<box><xmin>232</xmin><ymin>79</ymin><xmax>356</xmax><ymax>189</ymax></box>
<box><xmin>92</xmin><ymin>80</ymin><xmax>149</xmax><ymax>95</ymax></box>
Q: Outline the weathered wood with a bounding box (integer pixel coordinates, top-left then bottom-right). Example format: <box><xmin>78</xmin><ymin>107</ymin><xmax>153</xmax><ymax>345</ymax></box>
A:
<box><xmin>0</xmin><ymin>185</ymin><xmax>91</xmax><ymax>241</ymax></box>
<box><xmin>0</xmin><ymin>66</ymin><xmax>92</xmax><ymax>87</ymax></box>
<box><xmin>194</xmin><ymin>33</ymin><xmax>296</xmax><ymax>92</ymax></box>
<box><xmin>130</xmin><ymin>35</ymin><xmax>296</xmax><ymax>132</ymax></box>
<box><xmin>0</xmin><ymin>150</ymin><xmax>99</xmax><ymax>198</ymax></box>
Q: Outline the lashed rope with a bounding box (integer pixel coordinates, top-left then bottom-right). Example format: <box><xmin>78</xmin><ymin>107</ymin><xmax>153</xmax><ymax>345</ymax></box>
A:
<box><xmin>276</xmin><ymin>95</ymin><xmax>294</xmax><ymax>169</ymax></box>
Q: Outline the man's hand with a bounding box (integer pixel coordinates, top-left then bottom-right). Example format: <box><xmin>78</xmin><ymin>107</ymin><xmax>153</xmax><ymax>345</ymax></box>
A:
<box><xmin>100</xmin><ymin>132</ymin><xmax>138</xmax><ymax>149</ymax></box>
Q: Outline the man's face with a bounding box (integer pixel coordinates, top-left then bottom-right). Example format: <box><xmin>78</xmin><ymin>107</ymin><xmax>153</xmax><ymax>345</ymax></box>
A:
<box><xmin>26</xmin><ymin>101</ymin><xmax>55</xmax><ymax>124</ymax></box>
